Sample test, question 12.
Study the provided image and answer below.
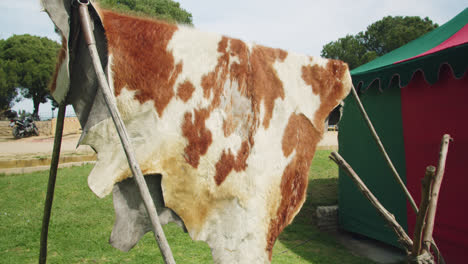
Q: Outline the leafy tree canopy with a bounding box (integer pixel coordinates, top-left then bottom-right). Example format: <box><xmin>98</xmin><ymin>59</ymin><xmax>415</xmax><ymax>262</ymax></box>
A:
<box><xmin>0</xmin><ymin>1</ymin><xmax>192</xmax><ymax>114</ymax></box>
<box><xmin>0</xmin><ymin>39</ymin><xmax>17</xmax><ymax>111</ymax></box>
<box><xmin>98</xmin><ymin>0</ymin><xmax>193</xmax><ymax>25</ymax></box>
<box><xmin>321</xmin><ymin>16</ymin><xmax>438</xmax><ymax>69</ymax></box>
<box><xmin>0</xmin><ymin>34</ymin><xmax>60</xmax><ymax>117</ymax></box>
<box><xmin>0</xmin><ymin>61</ymin><xmax>16</xmax><ymax>111</ymax></box>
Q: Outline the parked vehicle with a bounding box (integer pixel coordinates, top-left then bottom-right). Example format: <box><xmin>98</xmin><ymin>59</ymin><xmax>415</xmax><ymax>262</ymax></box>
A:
<box><xmin>10</xmin><ymin>117</ymin><xmax>40</xmax><ymax>139</ymax></box>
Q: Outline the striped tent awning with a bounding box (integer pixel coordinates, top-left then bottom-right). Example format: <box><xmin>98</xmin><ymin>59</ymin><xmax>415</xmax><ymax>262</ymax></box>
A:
<box><xmin>351</xmin><ymin>8</ymin><xmax>468</xmax><ymax>90</ymax></box>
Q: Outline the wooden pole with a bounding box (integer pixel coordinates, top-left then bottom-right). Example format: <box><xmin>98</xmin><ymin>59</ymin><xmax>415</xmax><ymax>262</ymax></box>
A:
<box><xmin>421</xmin><ymin>135</ymin><xmax>452</xmax><ymax>255</ymax></box>
<box><xmin>330</xmin><ymin>151</ymin><xmax>413</xmax><ymax>251</ymax></box>
<box><xmin>78</xmin><ymin>2</ymin><xmax>175</xmax><ymax>263</ymax></box>
<box><xmin>350</xmin><ymin>85</ymin><xmax>419</xmax><ymax>213</ymax></box>
<box><xmin>411</xmin><ymin>166</ymin><xmax>435</xmax><ymax>258</ymax></box>
<box><xmin>350</xmin><ymin>87</ymin><xmax>447</xmax><ymax>263</ymax></box>
<box><xmin>39</xmin><ymin>102</ymin><xmax>66</xmax><ymax>264</ymax></box>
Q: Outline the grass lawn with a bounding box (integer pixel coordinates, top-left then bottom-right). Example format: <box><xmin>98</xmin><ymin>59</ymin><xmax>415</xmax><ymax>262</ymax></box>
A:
<box><xmin>0</xmin><ymin>150</ymin><xmax>376</xmax><ymax>263</ymax></box>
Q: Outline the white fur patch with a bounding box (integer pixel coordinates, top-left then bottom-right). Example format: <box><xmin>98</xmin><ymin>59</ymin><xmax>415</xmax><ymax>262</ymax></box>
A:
<box><xmin>274</xmin><ymin>52</ymin><xmax>321</xmax><ymax>128</ymax></box>
<box><xmin>168</xmin><ymin>25</ymin><xmax>221</xmax><ymax>108</ymax></box>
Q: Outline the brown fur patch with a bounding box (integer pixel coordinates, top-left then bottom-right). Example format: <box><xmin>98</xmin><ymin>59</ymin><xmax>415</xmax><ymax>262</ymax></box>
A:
<box><xmin>101</xmin><ymin>10</ymin><xmax>181</xmax><ymax>117</ymax></box>
<box><xmin>177</xmin><ymin>80</ymin><xmax>195</xmax><ymax>102</ymax></box>
<box><xmin>201</xmin><ymin>37</ymin><xmax>250</xmax><ymax>110</ymax></box>
<box><xmin>301</xmin><ymin>60</ymin><xmax>348</xmax><ymax>132</ymax></box>
<box><xmin>203</xmin><ymin>41</ymin><xmax>288</xmax><ymax>186</ymax></box>
<box><xmin>50</xmin><ymin>36</ymin><xmax>68</xmax><ymax>94</ymax></box>
<box><xmin>218</xmin><ymin>38</ymin><xmax>251</xmax><ymax>137</ymax></box>
<box><xmin>191</xmin><ymin>36</ymin><xmax>255</xmax><ymax>182</ymax></box>
<box><xmin>250</xmin><ymin>45</ymin><xmax>288</xmax><ymax>128</ymax></box>
<box><xmin>266</xmin><ymin>113</ymin><xmax>322</xmax><ymax>259</ymax></box>
<box><xmin>200</xmin><ymin>37</ymin><xmax>227</xmax><ymax>109</ymax></box>
<box><xmin>222</xmin><ymin>103</ymin><xmax>236</xmax><ymax>137</ymax></box>
<box><xmin>227</xmin><ymin>38</ymin><xmax>250</xmax><ymax>95</ymax></box>
<box><xmin>181</xmin><ymin>109</ymin><xmax>213</xmax><ymax>168</ymax></box>
<box><xmin>214</xmin><ymin>140</ymin><xmax>250</xmax><ymax>185</ymax></box>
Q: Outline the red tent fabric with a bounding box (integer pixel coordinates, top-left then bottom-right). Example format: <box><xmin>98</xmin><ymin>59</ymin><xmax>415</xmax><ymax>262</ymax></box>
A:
<box><xmin>397</xmin><ymin>23</ymin><xmax>468</xmax><ymax>63</ymax></box>
<box><xmin>346</xmin><ymin>8</ymin><xmax>468</xmax><ymax>263</ymax></box>
<box><xmin>401</xmin><ymin>66</ymin><xmax>468</xmax><ymax>263</ymax></box>
<box><xmin>351</xmin><ymin>8</ymin><xmax>468</xmax><ymax>89</ymax></box>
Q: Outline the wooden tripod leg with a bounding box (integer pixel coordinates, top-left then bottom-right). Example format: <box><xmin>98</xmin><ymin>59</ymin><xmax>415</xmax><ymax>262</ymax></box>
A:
<box><xmin>350</xmin><ymin>85</ymin><xmax>418</xmax><ymax>213</ymax></box>
<box><xmin>78</xmin><ymin>3</ymin><xmax>175</xmax><ymax>263</ymax></box>
<box><xmin>330</xmin><ymin>151</ymin><xmax>413</xmax><ymax>252</ymax></box>
<box><xmin>39</xmin><ymin>102</ymin><xmax>67</xmax><ymax>264</ymax></box>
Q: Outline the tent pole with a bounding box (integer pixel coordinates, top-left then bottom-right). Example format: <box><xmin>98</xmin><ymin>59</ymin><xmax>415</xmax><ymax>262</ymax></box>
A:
<box><xmin>350</xmin><ymin>85</ymin><xmax>445</xmax><ymax>263</ymax></box>
<box><xmin>77</xmin><ymin>2</ymin><xmax>175</xmax><ymax>263</ymax></box>
<box><xmin>330</xmin><ymin>152</ymin><xmax>413</xmax><ymax>252</ymax></box>
<box><xmin>350</xmin><ymin>85</ymin><xmax>418</xmax><ymax>213</ymax></box>
<box><xmin>39</xmin><ymin>102</ymin><xmax>67</xmax><ymax>264</ymax></box>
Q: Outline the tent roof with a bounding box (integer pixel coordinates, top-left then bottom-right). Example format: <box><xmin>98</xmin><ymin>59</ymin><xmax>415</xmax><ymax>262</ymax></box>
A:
<box><xmin>351</xmin><ymin>8</ymin><xmax>468</xmax><ymax>90</ymax></box>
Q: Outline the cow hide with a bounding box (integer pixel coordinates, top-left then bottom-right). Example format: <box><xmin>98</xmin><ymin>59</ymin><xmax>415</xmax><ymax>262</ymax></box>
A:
<box><xmin>42</xmin><ymin>1</ymin><xmax>352</xmax><ymax>263</ymax></box>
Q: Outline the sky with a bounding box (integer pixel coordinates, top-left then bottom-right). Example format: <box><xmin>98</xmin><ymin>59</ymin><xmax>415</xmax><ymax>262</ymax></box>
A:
<box><xmin>1</xmin><ymin>0</ymin><xmax>466</xmax><ymax>118</ymax></box>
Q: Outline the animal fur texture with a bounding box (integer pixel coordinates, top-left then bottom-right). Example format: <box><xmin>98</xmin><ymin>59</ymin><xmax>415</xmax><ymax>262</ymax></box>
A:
<box><xmin>42</xmin><ymin>1</ymin><xmax>352</xmax><ymax>262</ymax></box>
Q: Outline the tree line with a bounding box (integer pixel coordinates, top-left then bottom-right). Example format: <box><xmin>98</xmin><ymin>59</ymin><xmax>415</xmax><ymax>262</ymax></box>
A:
<box><xmin>0</xmin><ymin>35</ymin><xmax>60</xmax><ymax>118</ymax></box>
<box><xmin>0</xmin><ymin>0</ymin><xmax>438</xmax><ymax>117</ymax></box>
<box><xmin>0</xmin><ymin>0</ymin><xmax>192</xmax><ymax>118</ymax></box>
<box><xmin>321</xmin><ymin>16</ymin><xmax>438</xmax><ymax>70</ymax></box>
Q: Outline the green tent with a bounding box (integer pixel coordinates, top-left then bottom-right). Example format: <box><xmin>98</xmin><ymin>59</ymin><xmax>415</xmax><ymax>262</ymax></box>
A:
<box><xmin>338</xmin><ymin>8</ymin><xmax>468</xmax><ymax>263</ymax></box>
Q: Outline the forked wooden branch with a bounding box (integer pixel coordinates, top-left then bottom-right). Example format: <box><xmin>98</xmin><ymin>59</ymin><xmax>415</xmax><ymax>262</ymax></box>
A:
<box><xmin>78</xmin><ymin>3</ymin><xmax>175</xmax><ymax>264</ymax></box>
<box><xmin>411</xmin><ymin>166</ymin><xmax>435</xmax><ymax>258</ymax></box>
<box><xmin>330</xmin><ymin>151</ymin><xmax>413</xmax><ymax>251</ymax></box>
<box><xmin>332</xmin><ymin>134</ymin><xmax>452</xmax><ymax>263</ymax></box>
<box><xmin>350</xmin><ymin>86</ymin><xmax>445</xmax><ymax>262</ymax></box>
<box><xmin>421</xmin><ymin>135</ymin><xmax>452</xmax><ymax>256</ymax></box>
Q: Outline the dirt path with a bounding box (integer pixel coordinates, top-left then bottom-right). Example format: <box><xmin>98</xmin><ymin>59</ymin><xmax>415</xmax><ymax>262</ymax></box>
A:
<box><xmin>0</xmin><ymin>133</ymin><xmax>94</xmax><ymax>160</ymax></box>
<box><xmin>318</xmin><ymin>131</ymin><xmax>338</xmax><ymax>150</ymax></box>
<box><xmin>0</xmin><ymin>131</ymin><xmax>338</xmax><ymax>161</ymax></box>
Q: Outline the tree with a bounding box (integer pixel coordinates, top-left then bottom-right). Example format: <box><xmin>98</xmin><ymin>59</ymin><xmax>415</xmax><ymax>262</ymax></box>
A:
<box><xmin>321</xmin><ymin>34</ymin><xmax>378</xmax><ymax>70</ymax></box>
<box><xmin>321</xmin><ymin>16</ymin><xmax>438</xmax><ymax>69</ymax></box>
<box><xmin>0</xmin><ymin>39</ymin><xmax>18</xmax><ymax>111</ymax></box>
<box><xmin>98</xmin><ymin>0</ymin><xmax>193</xmax><ymax>24</ymax></box>
<box><xmin>0</xmin><ymin>34</ymin><xmax>60</xmax><ymax>118</ymax></box>
<box><xmin>0</xmin><ymin>59</ymin><xmax>17</xmax><ymax>111</ymax></box>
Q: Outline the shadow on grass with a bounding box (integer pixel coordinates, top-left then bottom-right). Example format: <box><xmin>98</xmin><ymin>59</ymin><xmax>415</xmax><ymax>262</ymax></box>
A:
<box><xmin>272</xmin><ymin>177</ymin><xmax>377</xmax><ymax>264</ymax></box>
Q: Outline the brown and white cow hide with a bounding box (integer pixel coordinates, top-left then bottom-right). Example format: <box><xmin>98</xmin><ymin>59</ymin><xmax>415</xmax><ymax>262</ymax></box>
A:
<box><xmin>42</xmin><ymin>1</ymin><xmax>352</xmax><ymax>262</ymax></box>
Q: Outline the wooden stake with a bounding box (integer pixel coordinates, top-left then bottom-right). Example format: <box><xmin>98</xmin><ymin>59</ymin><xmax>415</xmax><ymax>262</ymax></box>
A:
<box><xmin>39</xmin><ymin>102</ymin><xmax>66</xmax><ymax>264</ymax></box>
<box><xmin>350</xmin><ymin>85</ymin><xmax>419</xmax><ymax>213</ymax></box>
<box><xmin>78</xmin><ymin>3</ymin><xmax>175</xmax><ymax>264</ymax></box>
<box><xmin>421</xmin><ymin>135</ymin><xmax>452</xmax><ymax>255</ymax></box>
<box><xmin>411</xmin><ymin>166</ymin><xmax>435</xmax><ymax>258</ymax></box>
<box><xmin>350</xmin><ymin>87</ymin><xmax>446</xmax><ymax>263</ymax></box>
<box><xmin>330</xmin><ymin>151</ymin><xmax>413</xmax><ymax>252</ymax></box>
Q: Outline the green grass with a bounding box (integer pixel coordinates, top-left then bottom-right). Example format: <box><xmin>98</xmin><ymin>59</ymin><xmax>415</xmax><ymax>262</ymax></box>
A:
<box><xmin>0</xmin><ymin>150</ymin><xmax>375</xmax><ymax>263</ymax></box>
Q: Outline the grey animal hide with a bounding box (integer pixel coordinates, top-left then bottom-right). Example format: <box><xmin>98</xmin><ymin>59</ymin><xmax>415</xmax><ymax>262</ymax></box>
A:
<box><xmin>110</xmin><ymin>174</ymin><xmax>186</xmax><ymax>252</ymax></box>
<box><xmin>42</xmin><ymin>0</ymin><xmax>184</xmax><ymax>252</ymax></box>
